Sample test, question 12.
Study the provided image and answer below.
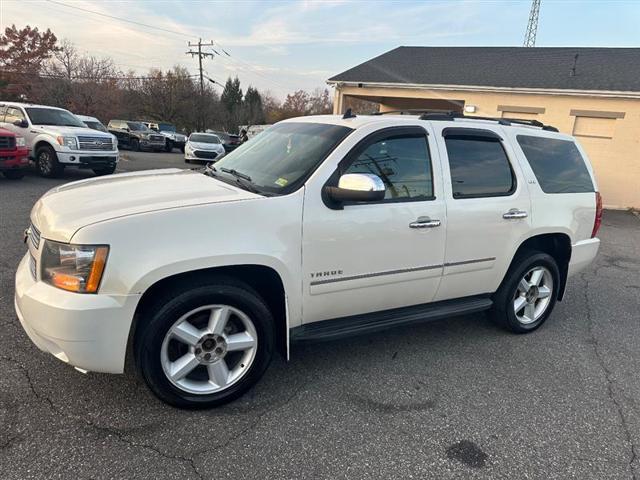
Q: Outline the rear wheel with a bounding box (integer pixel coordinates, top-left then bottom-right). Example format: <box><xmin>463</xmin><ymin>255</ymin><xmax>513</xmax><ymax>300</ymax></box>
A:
<box><xmin>36</xmin><ymin>145</ymin><xmax>62</xmax><ymax>178</ymax></box>
<box><xmin>491</xmin><ymin>251</ymin><xmax>559</xmax><ymax>333</ymax></box>
<box><xmin>2</xmin><ymin>170</ymin><xmax>25</xmax><ymax>180</ymax></box>
<box><xmin>136</xmin><ymin>277</ymin><xmax>274</xmax><ymax>408</ymax></box>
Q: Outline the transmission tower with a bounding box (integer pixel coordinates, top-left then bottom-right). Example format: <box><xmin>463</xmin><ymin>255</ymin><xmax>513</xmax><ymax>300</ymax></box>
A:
<box><xmin>523</xmin><ymin>0</ymin><xmax>541</xmax><ymax>47</ymax></box>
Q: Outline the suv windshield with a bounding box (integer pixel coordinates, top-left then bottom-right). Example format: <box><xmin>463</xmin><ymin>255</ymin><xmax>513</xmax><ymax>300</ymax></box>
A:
<box><xmin>26</xmin><ymin>108</ymin><xmax>85</xmax><ymax>127</ymax></box>
<box><xmin>212</xmin><ymin>122</ymin><xmax>352</xmax><ymax>194</ymax></box>
<box><xmin>158</xmin><ymin>123</ymin><xmax>176</xmax><ymax>132</ymax></box>
<box><xmin>190</xmin><ymin>134</ymin><xmax>220</xmax><ymax>144</ymax></box>
<box><xmin>127</xmin><ymin>122</ymin><xmax>149</xmax><ymax>131</ymax></box>
<box><xmin>84</xmin><ymin>121</ymin><xmax>108</xmax><ymax>133</ymax></box>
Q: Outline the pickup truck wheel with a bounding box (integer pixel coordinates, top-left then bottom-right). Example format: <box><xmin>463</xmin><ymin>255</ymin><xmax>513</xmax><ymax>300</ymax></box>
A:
<box><xmin>36</xmin><ymin>145</ymin><xmax>62</xmax><ymax>178</ymax></box>
<box><xmin>131</xmin><ymin>138</ymin><xmax>140</xmax><ymax>151</ymax></box>
<box><xmin>491</xmin><ymin>251</ymin><xmax>559</xmax><ymax>333</ymax></box>
<box><xmin>164</xmin><ymin>140</ymin><xmax>173</xmax><ymax>152</ymax></box>
<box><xmin>136</xmin><ymin>277</ymin><xmax>274</xmax><ymax>408</ymax></box>
<box><xmin>2</xmin><ymin>170</ymin><xmax>25</xmax><ymax>180</ymax></box>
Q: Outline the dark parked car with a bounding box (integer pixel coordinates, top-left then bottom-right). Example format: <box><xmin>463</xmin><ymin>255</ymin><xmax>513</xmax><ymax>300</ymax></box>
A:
<box><xmin>206</xmin><ymin>130</ymin><xmax>241</xmax><ymax>153</ymax></box>
<box><xmin>107</xmin><ymin>120</ymin><xmax>166</xmax><ymax>152</ymax></box>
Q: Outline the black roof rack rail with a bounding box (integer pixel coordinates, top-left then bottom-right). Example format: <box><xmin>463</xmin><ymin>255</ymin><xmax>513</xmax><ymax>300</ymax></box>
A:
<box><xmin>419</xmin><ymin>111</ymin><xmax>559</xmax><ymax>132</ymax></box>
<box><xmin>372</xmin><ymin>108</ymin><xmax>453</xmax><ymax>116</ymax></box>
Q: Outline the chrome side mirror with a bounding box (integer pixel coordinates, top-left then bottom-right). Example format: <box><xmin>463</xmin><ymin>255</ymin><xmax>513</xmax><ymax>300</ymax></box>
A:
<box><xmin>325</xmin><ymin>173</ymin><xmax>386</xmax><ymax>203</ymax></box>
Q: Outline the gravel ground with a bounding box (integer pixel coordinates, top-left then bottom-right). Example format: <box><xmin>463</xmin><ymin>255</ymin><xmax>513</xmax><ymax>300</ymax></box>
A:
<box><xmin>1</xmin><ymin>151</ymin><xmax>639</xmax><ymax>479</ymax></box>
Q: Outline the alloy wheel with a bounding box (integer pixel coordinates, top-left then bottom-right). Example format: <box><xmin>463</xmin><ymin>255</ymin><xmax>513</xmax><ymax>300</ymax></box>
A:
<box><xmin>38</xmin><ymin>151</ymin><xmax>52</xmax><ymax>175</ymax></box>
<box><xmin>160</xmin><ymin>304</ymin><xmax>258</xmax><ymax>395</ymax></box>
<box><xmin>513</xmin><ymin>266</ymin><xmax>553</xmax><ymax>324</ymax></box>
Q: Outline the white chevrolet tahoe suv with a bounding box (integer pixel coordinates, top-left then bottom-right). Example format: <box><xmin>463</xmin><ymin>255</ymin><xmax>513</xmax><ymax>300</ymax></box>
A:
<box><xmin>0</xmin><ymin>102</ymin><xmax>118</xmax><ymax>177</ymax></box>
<box><xmin>15</xmin><ymin>112</ymin><xmax>601</xmax><ymax>408</ymax></box>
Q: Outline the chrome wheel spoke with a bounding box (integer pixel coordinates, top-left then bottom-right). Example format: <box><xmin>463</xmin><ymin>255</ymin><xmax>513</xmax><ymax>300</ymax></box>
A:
<box><xmin>169</xmin><ymin>353</ymin><xmax>200</xmax><ymax>381</ymax></box>
<box><xmin>208</xmin><ymin>306</ymin><xmax>231</xmax><ymax>334</ymax></box>
<box><xmin>524</xmin><ymin>303</ymin><xmax>536</xmax><ymax>322</ymax></box>
<box><xmin>207</xmin><ymin>360</ymin><xmax>229</xmax><ymax>387</ymax></box>
<box><xmin>226</xmin><ymin>331</ymin><xmax>256</xmax><ymax>352</ymax></box>
<box><xmin>537</xmin><ymin>286</ymin><xmax>551</xmax><ymax>299</ymax></box>
<box><xmin>514</xmin><ymin>296</ymin><xmax>527</xmax><ymax>313</ymax></box>
<box><xmin>171</xmin><ymin>321</ymin><xmax>202</xmax><ymax>346</ymax></box>
<box><xmin>518</xmin><ymin>278</ymin><xmax>530</xmax><ymax>294</ymax></box>
<box><xmin>530</xmin><ymin>268</ymin><xmax>544</xmax><ymax>286</ymax></box>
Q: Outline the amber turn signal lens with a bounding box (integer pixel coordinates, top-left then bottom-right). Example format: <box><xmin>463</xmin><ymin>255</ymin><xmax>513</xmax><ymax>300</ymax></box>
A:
<box><xmin>51</xmin><ymin>272</ymin><xmax>82</xmax><ymax>292</ymax></box>
<box><xmin>85</xmin><ymin>246</ymin><xmax>109</xmax><ymax>293</ymax></box>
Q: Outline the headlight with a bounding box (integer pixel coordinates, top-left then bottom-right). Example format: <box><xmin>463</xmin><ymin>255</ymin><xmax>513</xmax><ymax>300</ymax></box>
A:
<box><xmin>56</xmin><ymin>136</ymin><xmax>78</xmax><ymax>149</ymax></box>
<box><xmin>41</xmin><ymin>240</ymin><xmax>109</xmax><ymax>294</ymax></box>
<box><xmin>16</xmin><ymin>136</ymin><xmax>26</xmax><ymax>147</ymax></box>
<box><xmin>141</xmin><ymin>133</ymin><xmax>150</xmax><ymax>139</ymax></box>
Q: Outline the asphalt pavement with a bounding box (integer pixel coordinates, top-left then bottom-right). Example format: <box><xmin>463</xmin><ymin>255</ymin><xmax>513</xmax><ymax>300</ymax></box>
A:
<box><xmin>1</xmin><ymin>151</ymin><xmax>639</xmax><ymax>479</ymax></box>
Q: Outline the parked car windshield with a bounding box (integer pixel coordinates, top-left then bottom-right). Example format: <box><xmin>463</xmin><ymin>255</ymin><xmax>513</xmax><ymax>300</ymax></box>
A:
<box><xmin>127</xmin><ymin>122</ymin><xmax>150</xmax><ymax>131</ymax></box>
<box><xmin>26</xmin><ymin>108</ymin><xmax>85</xmax><ymax>127</ymax></box>
<box><xmin>158</xmin><ymin>123</ymin><xmax>176</xmax><ymax>132</ymax></box>
<box><xmin>190</xmin><ymin>134</ymin><xmax>220</xmax><ymax>144</ymax></box>
<box><xmin>212</xmin><ymin>122</ymin><xmax>352</xmax><ymax>195</ymax></box>
<box><xmin>84</xmin><ymin>121</ymin><xmax>108</xmax><ymax>133</ymax></box>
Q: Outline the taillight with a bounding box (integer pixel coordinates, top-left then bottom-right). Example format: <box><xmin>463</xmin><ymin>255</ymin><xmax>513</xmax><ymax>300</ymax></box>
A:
<box><xmin>591</xmin><ymin>191</ymin><xmax>603</xmax><ymax>238</ymax></box>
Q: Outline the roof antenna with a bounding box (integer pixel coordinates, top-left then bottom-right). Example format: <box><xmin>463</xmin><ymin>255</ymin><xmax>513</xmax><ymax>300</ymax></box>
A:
<box><xmin>342</xmin><ymin>108</ymin><xmax>356</xmax><ymax>119</ymax></box>
<box><xmin>570</xmin><ymin>53</ymin><xmax>579</xmax><ymax>77</ymax></box>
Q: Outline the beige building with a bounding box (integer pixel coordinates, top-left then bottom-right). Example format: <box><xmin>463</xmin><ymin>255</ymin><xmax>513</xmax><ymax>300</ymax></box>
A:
<box><xmin>328</xmin><ymin>47</ymin><xmax>640</xmax><ymax>208</ymax></box>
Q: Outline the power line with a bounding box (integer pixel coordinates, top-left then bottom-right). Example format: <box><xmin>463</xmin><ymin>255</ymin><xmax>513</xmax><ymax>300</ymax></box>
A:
<box><xmin>0</xmin><ymin>69</ymin><xmax>199</xmax><ymax>81</ymax></box>
<box><xmin>44</xmin><ymin>0</ymin><xmax>196</xmax><ymax>39</ymax></box>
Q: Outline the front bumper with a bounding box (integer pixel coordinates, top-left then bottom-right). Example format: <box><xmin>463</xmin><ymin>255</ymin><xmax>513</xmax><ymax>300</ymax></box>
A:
<box><xmin>568</xmin><ymin>238</ymin><xmax>600</xmax><ymax>277</ymax></box>
<box><xmin>141</xmin><ymin>140</ymin><xmax>166</xmax><ymax>150</ymax></box>
<box><xmin>57</xmin><ymin>151</ymin><xmax>119</xmax><ymax>168</ymax></box>
<box><xmin>14</xmin><ymin>253</ymin><xmax>140</xmax><ymax>373</ymax></box>
<box><xmin>185</xmin><ymin>150</ymin><xmax>225</xmax><ymax>162</ymax></box>
<box><xmin>0</xmin><ymin>148</ymin><xmax>29</xmax><ymax>170</ymax></box>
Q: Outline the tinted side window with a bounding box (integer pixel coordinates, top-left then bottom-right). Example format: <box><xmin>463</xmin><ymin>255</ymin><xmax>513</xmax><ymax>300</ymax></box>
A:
<box><xmin>517</xmin><ymin>135</ymin><xmax>594</xmax><ymax>193</ymax></box>
<box><xmin>345</xmin><ymin>134</ymin><xmax>433</xmax><ymax>201</ymax></box>
<box><xmin>444</xmin><ymin>136</ymin><xmax>515</xmax><ymax>198</ymax></box>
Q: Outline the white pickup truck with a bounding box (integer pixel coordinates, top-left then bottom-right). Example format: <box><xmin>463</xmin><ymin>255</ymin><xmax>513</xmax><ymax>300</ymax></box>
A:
<box><xmin>15</xmin><ymin>112</ymin><xmax>601</xmax><ymax>408</ymax></box>
<box><xmin>0</xmin><ymin>102</ymin><xmax>118</xmax><ymax>177</ymax></box>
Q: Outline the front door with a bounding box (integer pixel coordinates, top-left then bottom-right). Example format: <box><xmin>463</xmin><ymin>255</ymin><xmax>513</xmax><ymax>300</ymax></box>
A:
<box><xmin>432</xmin><ymin>124</ymin><xmax>532</xmax><ymax>301</ymax></box>
<box><xmin>301</xmin><ymin>125</ymin><xmax>447</xmax><ymax>324</ymax></box>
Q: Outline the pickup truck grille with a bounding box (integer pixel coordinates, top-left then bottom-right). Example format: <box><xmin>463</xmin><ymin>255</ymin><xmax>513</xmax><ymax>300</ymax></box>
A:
<box><xmin>194</xmin><ymin>150</ymin><xmax>219</xmax><ymax>159</ymax></box>
<box><xmin>77</xmin><ymin>136</ymin><xmax>114</xmax><ymax>151</ymax></box>
<box><xmin>0</xmin><ymin>136</ymin><xmax>16</xmax><ymax>149</ymax></box>
<box><xmin>150</xmin><ymin>135</ymin><xmax>165</xmax><ymax>143</ymax></box>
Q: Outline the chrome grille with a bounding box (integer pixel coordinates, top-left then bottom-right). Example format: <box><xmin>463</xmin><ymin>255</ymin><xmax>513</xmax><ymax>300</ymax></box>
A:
<box><xmin>29</xmin><ymin>252</ymin><xmax>37</xmax><ymax>279</ymax></box>
<box><xmin>150</xmin><ymin>135</ymin><xmax>165</xmax><ymax>143</ymax></box>
<box><xmin>29</xmin><ymin>223</ymin><xmax>41</xmax><ymax>250</ymax></box>
<box><xmin>78</xmin><ymin>136</ymin><xmax>114</xmax><ymax>151</ymax></box>
<box><xmin>0</xmin><ymin>136</ymin><xmax>15</xmax><ymax>149</ymax></box>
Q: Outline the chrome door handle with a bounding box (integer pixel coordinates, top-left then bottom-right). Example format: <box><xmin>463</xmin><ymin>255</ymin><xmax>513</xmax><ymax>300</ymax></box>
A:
<box><xmin>503</xmin><ymin>209</ymin><xmax>528</xmax><ymax>219</ymax></box>
<box><xmin>409</xmin><ymin>217</ymin><xmax>441</xmax><ymax>229</ymax></box>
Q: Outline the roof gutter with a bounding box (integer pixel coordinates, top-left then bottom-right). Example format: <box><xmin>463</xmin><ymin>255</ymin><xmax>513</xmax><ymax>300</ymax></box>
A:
<box><xmin>326</xmin><ymin>80</ymin><xmax>640</xmax><ymax>99</ymax></box>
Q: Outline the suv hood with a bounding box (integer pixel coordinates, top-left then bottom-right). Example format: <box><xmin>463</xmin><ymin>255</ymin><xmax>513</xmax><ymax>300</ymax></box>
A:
<box><xmin>31</xmin><ymin>125</ymin><xmax>112</xmax><ymax>139</ymax></box>
<box><xmin>31</xmin><ymin>168</ymin><xmax>260</xmax><ymax>242</ymax></box>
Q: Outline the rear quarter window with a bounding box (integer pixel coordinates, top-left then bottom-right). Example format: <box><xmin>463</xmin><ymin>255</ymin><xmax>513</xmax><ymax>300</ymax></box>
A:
<box><xmin>517</xmin><ymin>135</ymin><xmax>594</xmax><ymax>193</ymax></box>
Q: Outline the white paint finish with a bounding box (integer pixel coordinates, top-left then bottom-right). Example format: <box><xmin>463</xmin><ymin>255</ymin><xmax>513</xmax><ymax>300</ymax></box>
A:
<box><xmin>14</xmin><ymin>113</ymin><xmax>601</xmax><ymax>376</ymax></box>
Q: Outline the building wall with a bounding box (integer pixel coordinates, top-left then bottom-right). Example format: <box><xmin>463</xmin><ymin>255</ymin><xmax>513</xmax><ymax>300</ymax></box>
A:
<box><xmin>334</xmin><ymin>86</ymin><xmax>640</xmax><ymax>208</ymax></box>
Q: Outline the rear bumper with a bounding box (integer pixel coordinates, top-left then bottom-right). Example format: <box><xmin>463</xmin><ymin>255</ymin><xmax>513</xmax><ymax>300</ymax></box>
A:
<box><xmin>14</xmin><ymin>253</ymin><xmax>139</xmax><ymax>373</ymax></box>
<box><xmin>568</xmin><ymin>238</ymin><xmax>600</xmax><ymax>277</ymax></box>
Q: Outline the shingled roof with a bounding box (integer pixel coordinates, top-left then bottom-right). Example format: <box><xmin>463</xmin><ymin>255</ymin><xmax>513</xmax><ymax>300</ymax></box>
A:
<box><xmin>328</xmin><ymin>47</ymin><xmax>640</xmax><ymax>93</ymax></box>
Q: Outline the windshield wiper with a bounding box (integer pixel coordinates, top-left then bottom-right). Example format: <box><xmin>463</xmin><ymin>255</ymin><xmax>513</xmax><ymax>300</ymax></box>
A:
<box><xmin>220</xmin><ymin>167</ymin><xmax>252</xmax><ymax>182</ymax></box>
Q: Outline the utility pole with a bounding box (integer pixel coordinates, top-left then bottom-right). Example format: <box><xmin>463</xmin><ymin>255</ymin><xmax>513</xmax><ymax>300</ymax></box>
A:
<box><xmin>186</xmin><ymin>38</ymin><xmax>215</xmax><ymax>130</ymax></box>
<box><xmin>523</xmin><ymin>0</ymin><xmax>541</xmax><ymax>47</ymax></box>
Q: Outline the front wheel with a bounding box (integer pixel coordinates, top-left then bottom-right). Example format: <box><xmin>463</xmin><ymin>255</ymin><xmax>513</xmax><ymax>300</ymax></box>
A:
<box><xmin>131</xmin><ymin>138</ymin><xmax>140</xmax><ymax>151</ymax></box>
<box><xmin>164</xmin><ymin>140</ymin><xmax>173</xmax><ymax>152</ymax></box>
<box><xmin>136</xmin><ymin>277</ymin><xmax>274</xmax><ymax>408</ymax></box>
<box><xmin>491</xmin><ymin>251</ymin><xmax>560</xmax><ymax>333</ymax></box>
<box><xmin>36</xmin><ymin>145</ymin><xmax>63</xmax><ymax>178</ymax></box>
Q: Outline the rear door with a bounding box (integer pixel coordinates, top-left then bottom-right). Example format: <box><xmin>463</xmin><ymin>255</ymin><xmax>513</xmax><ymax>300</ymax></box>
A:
<box><xmin>432</xmin><ymin>123</ymin><xmax>532</xmax><ymax>301</ymax></box>
<box><xmin>301</xmin><ymin>124</ymin><xmax>447</xmax><ymax>324</ymax></box>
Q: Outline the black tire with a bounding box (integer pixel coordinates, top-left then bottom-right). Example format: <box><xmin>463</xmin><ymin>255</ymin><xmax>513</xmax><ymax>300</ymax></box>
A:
<box><xmin>131</xmin><ymin>138</ymin><xmax>140</xmax><ymax>151</ymax></box>
<box><xmin>35</xmin><ymin>145</ymin><xmax>63</xmax><ymax>178</ymax></box>
<box><xmin>164</xmin><ymin>140</ymin><xmax>173</xmax><ymax>153</ymax></box>
<box><xmin>180</xmin><ymin>145</ymin><xmax>185</xmax><ymax>153</ymax></box>
<box><xmin>2</xmin><ymin>170</ymin><xmax>25</xmax><ymax>180</ymax></box>
<box><xmin>136</xmin><ymin>276</ymin><xmax>275</xmax><ymax>408</ymax></box>
<box><xmin>491</xmin><ymin>251</ymin><xmax>560</xmax><ymax>333</ymax></box>
<box><xmin>92</xmin><ymin>165</ymin><xmax>116</xmax><ymax>176</ymax></box>
<box><xmin>184</xmin><ymin>158</ymin><xmax>191</xmax><ymax>163</ymax></box>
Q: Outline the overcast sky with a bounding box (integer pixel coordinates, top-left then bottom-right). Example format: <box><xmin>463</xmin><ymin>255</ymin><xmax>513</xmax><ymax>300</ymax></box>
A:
<box><xmin>4</xmin><ymin>0</ymin><xmax>639</xmax><ymax>98</ymax></box>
